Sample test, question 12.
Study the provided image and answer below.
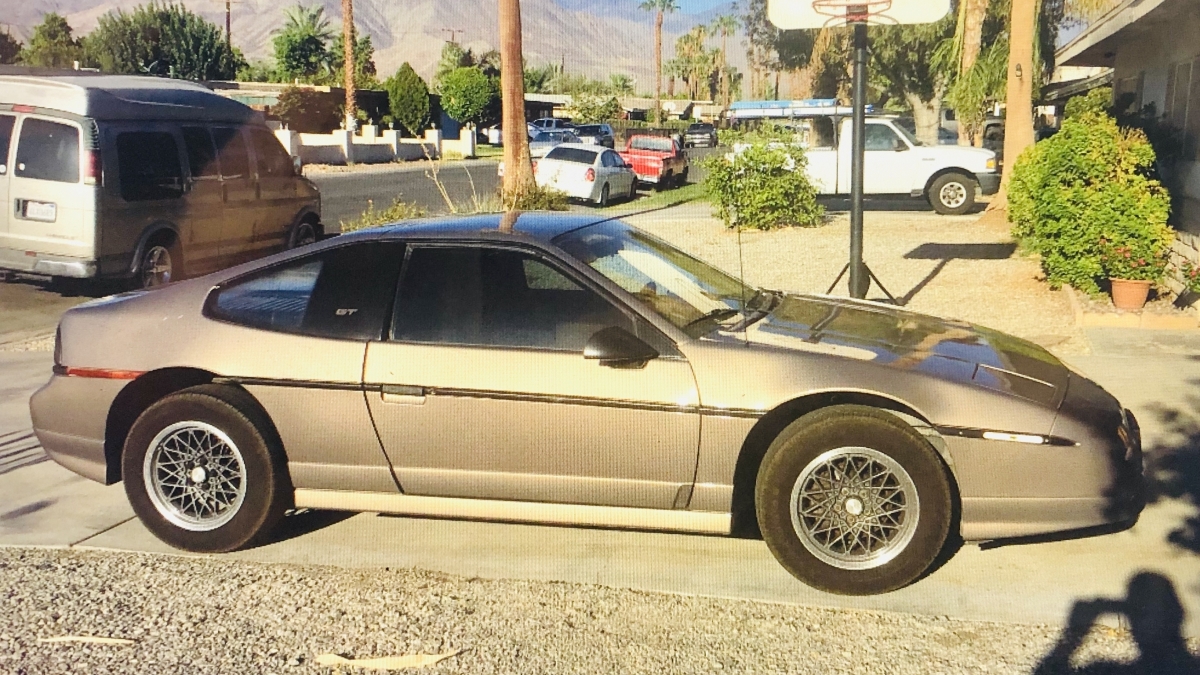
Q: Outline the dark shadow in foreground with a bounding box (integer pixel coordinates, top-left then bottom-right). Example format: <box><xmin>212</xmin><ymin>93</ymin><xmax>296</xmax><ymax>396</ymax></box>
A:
<box><xmin>264</xmin><ymin>508</ymin><xmax>356</xmax><ymax>546</ymax></box>
<box><xmin>1033</xmin><ymin>572</ymin><xmax>1198</xmax><ymax>675</ymax></box>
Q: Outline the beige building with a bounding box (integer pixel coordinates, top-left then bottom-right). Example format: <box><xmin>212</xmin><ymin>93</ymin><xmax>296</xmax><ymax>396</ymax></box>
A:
<box><xmin>1059</xmin><ymin>0</ymin><xmax>1200</xmax><ymax>233</ymax></box>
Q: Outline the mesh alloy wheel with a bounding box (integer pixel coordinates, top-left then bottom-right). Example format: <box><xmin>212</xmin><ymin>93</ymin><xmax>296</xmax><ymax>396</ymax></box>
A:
<box><xmin>143</xmin><ymin>421</ymin><xmax>247</xmax><ymax>531</ymax></box>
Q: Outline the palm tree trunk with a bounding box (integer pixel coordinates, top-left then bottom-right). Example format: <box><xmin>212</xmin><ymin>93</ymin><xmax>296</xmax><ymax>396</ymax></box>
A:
<box><xmin>342</xmin><ymin>0</ymin><xmax>356</xmax><ymax>130</ymax></box>
<box><xmin>499</xmin><ymin>0</ymin><xmax>535</xmax><ymax>206</ymax></box>
<box><xmin>654</xmin><ymin>10</ymin><xmax>663</xmax><ymax>123</ymax></box>
<box><xmin>720</xmin><ymin>32</ymin><xmax>728</xmax><ymax>106</ymax></box>
<box><xmin>958</xmin><ymin>0</ymin><xmax>989</xmax><ymax>145</ymax></box>
<box><xmin>991</xmin><ymin>0</ymin><xmax>1036</xmax><ymax>210</ymax></box>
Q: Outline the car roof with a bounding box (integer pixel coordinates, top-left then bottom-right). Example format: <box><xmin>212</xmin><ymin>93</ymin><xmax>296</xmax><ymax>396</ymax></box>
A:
<box><xmin>356</xmin><ymin>212</ymin><xmax>618</xmax><ymax>243</ymax></box>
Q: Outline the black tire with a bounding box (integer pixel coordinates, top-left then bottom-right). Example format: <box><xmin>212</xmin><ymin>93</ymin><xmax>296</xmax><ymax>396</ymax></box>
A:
<box><xmin>755</xmin><ymin>405</ymin><xmax>953</xmax><ymax>595</ymax></box>
<box><xmin>658</xmin><ymin>171</ymin><xmax>674</xmax><ymax>191</ymax></box>
<box><xmin>678</xmin><ymin>167</ymin><xmax>690</xmax><ymax>188</ymax></box>
<box><xmin>627</xmin><ymin>180</ymin><xmax>638</xmax><ymax>202</ymax></box>
<box><xmin>136</xmin><ymin>235</ymin><xmax>183</xmax><ymax>289</ymax></box>
<box><xmin>288</xmin><ymin>219</ymin><xmax>319</xmax><ymax>249</ymax></box>
<box><xmin>122</xmin><ymin>384</ymin><xmax>292</xmax><ymax>553</ymax></box>
<box><xmin>928</xmin><ymin>173</ymin><xmax>977</xmax><ymax>215</ymax></box>
<box><xmin>596</xmin><ymin>183</ymin><xmax>610</xmax><ymax>207</ymax></box>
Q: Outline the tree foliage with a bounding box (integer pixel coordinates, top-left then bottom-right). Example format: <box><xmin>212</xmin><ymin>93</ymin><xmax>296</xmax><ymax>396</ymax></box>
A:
<box><xmin>0</xmin><ymin>31</ymin><xmax>22</xmax><ymax>65</ymax></box>
<box><xmin>1008</xmin><ymin>110</ymin><xmax>1171</xmax><ymax>293</ymax></box>
<box><xmin>273</xmin><ymin>4</ymin><xmax>337</xmax><ymax>83</ymax></box>
<box><xmin>273</xmin><ymin>86</ymin><xmax>343</xmax><ymax>133</ymax></box>
<box><xmin>85</xmin><ymin>2</ymin><xmax>243</xmax><ymax>80</ymax></box>
<box><xmin>434</xmin><ymin>43</ymin><xmax>500</xmax><ymax>91</ymax></box>
<box><xmin>439</xmin><ymin>66</ymin><xmax>499</xmax><ymax>127</ymax></box>
<box><xmin>870</xmin><ymin>15</ymin><xmax>958</xmax><ymax>144</ymax></box>
<box><xmin>383</xmin><ymin>62</ymin><xmax>431</xmax><ymax>136</ymax></box>
<box><xmin>19</xmin><ymin>13</ymin><xmax>84</xmax><ymax>68</ymax></box>
<box><xmin>567</xmin><ymin>94</ymin><xmax>622</xmax><ymax>123</ymax></box>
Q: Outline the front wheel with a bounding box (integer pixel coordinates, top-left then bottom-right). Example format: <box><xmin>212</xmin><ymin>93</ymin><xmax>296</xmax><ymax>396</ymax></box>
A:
<box><xmin>122</xmin><ymin>385</ymin><xmax>292</xmax><ymax>553</ymax></box>
<box><xmin>755</xmin><ymin>405</ymin><xmax>954</xmax><ymax>595</ymax></box>
<box><xmin>928</xmin><ymin>173</ymin><xmax>977</xmax><ymax>215</ymax></box>
<box><xmin>657</xmin><ymin>171</ymin><xmax>674</xmax><ymax>192</ymax></box>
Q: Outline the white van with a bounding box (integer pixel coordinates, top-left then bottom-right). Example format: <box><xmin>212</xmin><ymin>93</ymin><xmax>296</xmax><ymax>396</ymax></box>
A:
<box><xmin>0</xmin><ymin>74</ymin><xmax>322</xmax><ymax>288</ymax></box>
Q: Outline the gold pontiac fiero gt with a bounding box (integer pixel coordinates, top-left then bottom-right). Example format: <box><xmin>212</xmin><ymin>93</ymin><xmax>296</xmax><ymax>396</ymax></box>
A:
<box><xmin>32</xmin><ymin>214</ymin><xmax>1144</xmax><ymax>595</ymax></box>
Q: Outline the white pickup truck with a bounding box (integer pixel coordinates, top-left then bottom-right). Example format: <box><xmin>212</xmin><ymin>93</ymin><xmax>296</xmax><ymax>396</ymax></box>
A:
<box><xmin>742</xmin><ymin>115</ymin><xmax>1000</xmax><ymax>215</ymax></box>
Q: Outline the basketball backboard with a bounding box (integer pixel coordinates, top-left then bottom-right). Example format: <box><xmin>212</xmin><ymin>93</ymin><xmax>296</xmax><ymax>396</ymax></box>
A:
<box><xmin>767</xmin><ymin>0</ymin><xmax>951</xmax><ymax>29</ymax></box>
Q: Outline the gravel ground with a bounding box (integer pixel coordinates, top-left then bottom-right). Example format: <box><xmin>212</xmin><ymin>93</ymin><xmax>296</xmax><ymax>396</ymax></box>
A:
<box><xmin>622</xmin><ymin>202</ymin><xmax>1090</xmax><ymax>355</ymax></box>
<box><xmin>2</xmin><ymin>547</ymin><xmax>1194</xmax><ymax>675</ymax></box>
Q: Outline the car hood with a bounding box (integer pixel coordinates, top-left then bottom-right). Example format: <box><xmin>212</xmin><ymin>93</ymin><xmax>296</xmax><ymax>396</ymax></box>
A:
<box><xmin>742</xmin><ymin>293</ymin><xmax>1068</xmax><ymax>406</ymax></box>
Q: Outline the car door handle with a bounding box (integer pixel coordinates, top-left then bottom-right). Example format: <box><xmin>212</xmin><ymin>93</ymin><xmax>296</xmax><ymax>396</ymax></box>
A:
<box><xmin>380</xmin><ymin>384</ymin><xmax>426</xmax><ymax>405</ymax></box>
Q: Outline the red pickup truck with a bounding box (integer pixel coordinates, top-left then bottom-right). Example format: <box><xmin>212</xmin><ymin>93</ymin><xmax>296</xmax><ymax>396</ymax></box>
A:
<box><xmin>618</xmin><ymin>135</ymin><xmax>689</xmax><ymax>189</ymax></box>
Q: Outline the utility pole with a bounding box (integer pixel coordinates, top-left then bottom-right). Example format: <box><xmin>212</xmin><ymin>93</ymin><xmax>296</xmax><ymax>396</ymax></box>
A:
<box><xmin>225</xmin><ymin>0</ymin><xmax>231</xmax><ymax>47</ymax></box>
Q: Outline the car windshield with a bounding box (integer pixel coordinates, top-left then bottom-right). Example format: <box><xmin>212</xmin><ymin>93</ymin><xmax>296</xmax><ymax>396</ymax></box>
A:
<box><xmin>688</xmin><ymin>124</ymin><xmax>711</xmax><ymax>132</ymax></box>
<box><xmin>630</xmin><ymin>136</ymin><xmax>674</xmax><ymax>151</ymax></box>
<box><xmin>555</xmin><ymin>220</ymin><xmax>761</xmax><ymax>336</ymax></box>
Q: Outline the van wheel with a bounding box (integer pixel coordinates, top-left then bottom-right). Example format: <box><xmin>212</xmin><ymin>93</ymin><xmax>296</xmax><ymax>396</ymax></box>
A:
<box><xmin>288</xmin><ymin>220</ymin><xmax>318</xmax><ymax>249</ymax></box>
<box><xmin>756</xmin><ymin>405</ymin><xmax>954</xmax><ymax>595</ymax></box>
<box><xmin>929</xmin><ymin>173</ymin><xmax>977</xmax><ymax>215</ymax></box>
<box><xmin>138</xmin><ymin>238</ymin><xmax>182</xmax><ymax>289</ymax></box>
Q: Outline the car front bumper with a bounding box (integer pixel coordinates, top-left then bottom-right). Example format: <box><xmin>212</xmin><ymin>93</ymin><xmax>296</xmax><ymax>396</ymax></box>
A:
<box><xmin>977</xmin><ymin>171</ymin><xmax>1001</xmax><ymax>195</ymax></box>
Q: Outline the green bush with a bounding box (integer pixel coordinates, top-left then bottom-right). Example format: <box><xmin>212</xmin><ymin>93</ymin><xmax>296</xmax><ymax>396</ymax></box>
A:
<box><xmin>1008</xmin><ymin>111</ymin><xmax>1172</xmax><ymax>294</ymax></box>
<box><xmin>383</xmin><ymin>62</ymin><xmax>431</xmax><ymax>136</ymax></box>
<box><xmin>340</xmin><ymin>197</ymin><xmax>427</xmax><ymax>232</ymax></box>
<box><xmin>1064</xmin><ymin>86</ymin><xmax>1113</xmax><ymax>120</ymax></box>
<box><xmin>273</xmin><ymin>86</ymin><xmax>342</xmax><ymax>133</ymax></box>
<box><xmin>503</xmin><ymin>185</ymin><xmax>569</xmax><ymax>211</ymax></box>
<box><xmin>702</xmin><ymin>143</ymin><xmax>823</xmax><ymax>230</ymax></box>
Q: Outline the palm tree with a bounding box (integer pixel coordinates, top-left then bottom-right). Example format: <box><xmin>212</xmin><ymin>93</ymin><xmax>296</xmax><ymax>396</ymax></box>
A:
<box><xmin>282</xmin><ymin>4</ymin><xmax>334</xmax><ymax>41</ymax></box>
<box><xmin>342</xmin><ymin>0</ymin><xmax>356</xmax><ymax>130</ymax></box>
<box><xmin>609</xmin><ymin>73</ymin><xmax>635</xmax><ymax>96</ymax></box>
<box><xmin>955</xmin><ymin>0</ymin><xmax>990</xmax><ymax>145</ymax></box>
<box><xmin>639</xmin><ymin>0</ymin><xmax>679</xmax><ymax>123</ymax></box>
<box><xmin>710</xmin><ymin>14</ymin><xmax>739</xmax><ymax>106</ymax></box>
<box><xmin>499</xmin><ymin>0</ymin><xmax>535</xmax><ymax>208</ymax></box>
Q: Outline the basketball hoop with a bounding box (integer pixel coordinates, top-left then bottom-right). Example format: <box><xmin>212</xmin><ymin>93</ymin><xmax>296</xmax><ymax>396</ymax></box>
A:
<box><xmin>811</xmin><ymin>0</ymin><xmax>895</xmax><ymax>26</ymax></box>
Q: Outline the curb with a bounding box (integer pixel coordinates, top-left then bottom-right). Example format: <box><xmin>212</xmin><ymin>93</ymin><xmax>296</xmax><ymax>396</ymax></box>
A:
<box><xmin>1066</xmin><ymin>287</ymin><xmax>1197</xmax><ymax>330</ymax></box>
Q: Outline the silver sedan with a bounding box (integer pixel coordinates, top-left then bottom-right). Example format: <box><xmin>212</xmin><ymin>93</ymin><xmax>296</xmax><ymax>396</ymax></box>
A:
<box><xmin>31</xmin><ymin>214</ymin><xmax>1144</xmax><ymax>595</ymax></box>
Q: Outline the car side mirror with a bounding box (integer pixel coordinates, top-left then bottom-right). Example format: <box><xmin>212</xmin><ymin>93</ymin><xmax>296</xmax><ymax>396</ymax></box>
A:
<box><xmin>584</xmin><ymin>326</ymin><xmax>658</xmax><ymax>367</ymax></box>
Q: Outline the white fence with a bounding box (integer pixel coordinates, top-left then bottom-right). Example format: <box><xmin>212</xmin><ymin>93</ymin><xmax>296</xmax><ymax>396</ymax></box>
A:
<box><xmin>273</xmin><ymin>126</ymin><xmax>478</xmax><ymax>165</ymax></box>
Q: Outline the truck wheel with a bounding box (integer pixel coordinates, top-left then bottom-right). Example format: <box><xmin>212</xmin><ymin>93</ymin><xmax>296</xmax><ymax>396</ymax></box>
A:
<box><xmin>678</xmin><ymin>168</ymin><xmax>690</xmax><ymax>188</ymax></box>
<box><xmin>928</xmin><ymin>173</ymin><xmax>977</xmax><ymax>215</ymax></box>
<box><xmin>658</xmin><ymin>171</ymin><xmax>674</xmax><ymax>192</ymax></box>
<box><xmin>756</xmin><ymin>405</ymin><xmax>954</xmax><ymax>595</ymax></box>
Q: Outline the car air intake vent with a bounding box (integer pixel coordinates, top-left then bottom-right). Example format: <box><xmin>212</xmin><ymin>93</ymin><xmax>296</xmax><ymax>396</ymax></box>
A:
<box><xmin>973</xmin><ymin>363</ymin><xmax>1057</xmax><ymax>405</ymax></box>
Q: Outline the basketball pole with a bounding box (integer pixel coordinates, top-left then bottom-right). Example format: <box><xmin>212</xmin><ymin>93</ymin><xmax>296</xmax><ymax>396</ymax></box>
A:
<box><xmin>848</xmin><ymin>20</ymin><xmax>869</xmax><ymax>300</ymax></box>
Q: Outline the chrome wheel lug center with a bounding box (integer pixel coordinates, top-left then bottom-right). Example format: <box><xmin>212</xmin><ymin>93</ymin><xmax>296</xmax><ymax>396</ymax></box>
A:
<box><xmin>844</xmin><ymin>497</ymin><xmax>864</xmax><ymax>516</ymax></box>
<box><xmin>189</xmin><ymin>466</ymin><xmax>208</xmax><ymax>484</ymax></box>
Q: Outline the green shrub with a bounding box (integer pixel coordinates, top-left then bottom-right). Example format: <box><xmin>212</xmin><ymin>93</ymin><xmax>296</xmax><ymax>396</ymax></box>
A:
<box><xmin>702</xmin><ymin>143</ymin><xmax>823</xmax><ymax>230</ymax></box>
<box><xmin>503</xmin><ymin>185</ymin><xmax>569</xmax><ymax>211</ymax></box>
<box><xmin>1008</xmin><ymin>111</ymin><xmax>1171</xmax><ymax>294</ymax></box>
<box><xmin>1064</xmin><ymin>86</ymin><xmax>1113</xmax><ymax>120</ymax></box>
<box><xmin>273</xmin><ymin>86</ymin><xmax>342</xmax><ymax>133</ymax></box>
<box><xmin>340</xmin><ymin>197</ymin><xmax>427</xmax><ymax>232</ymax></box>
<box><xmin>383</xmin><ymin>62</ymin><xmax>431</xmax><ymax>136</ymax></box>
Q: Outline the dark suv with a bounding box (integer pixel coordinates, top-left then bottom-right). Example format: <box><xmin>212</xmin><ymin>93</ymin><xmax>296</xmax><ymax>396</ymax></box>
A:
<box><xmin>683</xmin><ymin>122</ymin><xmax>718</xmax><ymax>148</ymax></box>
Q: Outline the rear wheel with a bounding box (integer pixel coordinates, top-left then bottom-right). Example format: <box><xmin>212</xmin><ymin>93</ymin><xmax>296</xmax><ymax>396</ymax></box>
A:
<box><xmin>928</xmin><ymin>173</ymin><xmax>977</xmax><ymax>215</ymax></box>
<box><xmin>137</xmin><ymin>235</ymin><xmax>182</xmax><ymax>289</ymax></box>
<box><xmin>756</xmin><ymin>405</ymin><xmax>954</xmax><ymax>595</ymax></box>
<box><xmin>596</xmin><ymin>183</ymin><xmax>610</xmax><ymax>207</ymax></box>
<box><xmin>678</xmin><ymin>168</ymin><xmax>690</xmax><ymax>188</ymax></box>
<box><xmin>658</xmin><ymin>171</ymin><xmax>674</xmax><ymax>191</ymax></box>
<box><xmin>122</xmin><ymin>385</ymin><xmax>291</xmax><ymax>553</ymax></box>
<box><xmin>288</xmin><ymin>219</ymin><xmax>318</xmax><ymax>249</ymax></box>
<box><xmin>627</xmin><ymin>180</ymin><xmax>638</xmax><ymax>202</ymax></box>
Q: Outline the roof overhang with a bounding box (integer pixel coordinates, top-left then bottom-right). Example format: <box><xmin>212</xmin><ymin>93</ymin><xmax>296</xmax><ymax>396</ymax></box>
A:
<box><xmin>1057</xmin><ymin>0</ymin><xmax>1176</xmax><ymax>68</ymax></box>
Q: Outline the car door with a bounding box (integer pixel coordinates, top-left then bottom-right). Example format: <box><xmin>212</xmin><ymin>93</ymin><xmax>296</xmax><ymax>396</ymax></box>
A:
<box><xmin>837</xmin><ymin>122</ymin><xmax>917</xmax><ymax>195</ymax></box>
<box><xmin>0</xmin><ymin>114</ymin><xmax>14</xmax><ymax>241</ymax></box>
<box><xmin>6</xmin><ymin>115</ymin><xmax>92</xmax><ymax>259</ymax></box>
<box><xmin>247</xmin><ymin>127</ymin><xmax>297</xmax><ymax>256</ymax></box>
<box><xmin>601</xmin><ymin>150</ymin><xmax>631</xmax><ymax>194</ymax></box>
<box><xmin>211</xmin><ymin>126</ymin><xmax>258</xmax><ymax>266</ymax></box>
<box><xmin>363</xmin><ymin>243</ymin><xmax>701</xmax><ymax>509</ymax></box>
<box><xmin>179</xmin><ymin>126</ymin><xmax>226</xmax><ymax>276</ymax></box>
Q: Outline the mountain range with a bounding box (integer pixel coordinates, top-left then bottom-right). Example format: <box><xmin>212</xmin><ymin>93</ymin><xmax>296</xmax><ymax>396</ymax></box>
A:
<box><xmin>4</xmin><ymin>0</ymin><xmax>742</xmax><ymax>90</ymax></box>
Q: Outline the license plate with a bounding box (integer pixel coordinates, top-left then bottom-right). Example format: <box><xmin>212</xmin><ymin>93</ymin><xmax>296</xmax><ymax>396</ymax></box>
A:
<box><xmin>22</xmin><ymin>200</ymin><xmax>57</xmax><ymax>222</ymax></box>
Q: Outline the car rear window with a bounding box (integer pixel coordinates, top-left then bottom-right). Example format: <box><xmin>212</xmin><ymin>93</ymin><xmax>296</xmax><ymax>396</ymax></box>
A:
<box><xmin>0</xmin><ymin>115</ymin><xmax>14</xmax><ymax>175</ymax></box>
<box><xmin>14</xmin><ymin>118</ymin><xmax>79</xmax><ymax>183</ymax></box>
<box><xmin>630</xmin><ymin>137</ymin><xmax>673</xmax><ymax>152</ymax></box>
<box><xmin>117</xmin><ymin>132</ymin><xmax>184</xmax><ymax>202</ymax></box>
<box><xmin>544</xmin><ymin>147</ymin><xmax>598</xmax><ymax>164</ymax></box>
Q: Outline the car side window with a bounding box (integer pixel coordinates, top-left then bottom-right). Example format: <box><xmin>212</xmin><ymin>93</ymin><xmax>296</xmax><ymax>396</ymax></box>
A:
<box><xmin>864</xmin><ymin>125</ymin><xmax>903</xmax><ymax>152</ymax></box>
<box><xmin>249</xmin><ymin>128</ymin><xmax>293</xmax><ymax>177</ymax></box>
<box><xmin>14</xmin><ymin>118</ymin><xmax>79</xmax><ymax>183</ymax></box>
<box><xmin>601</xmin><ymin>151</ymin><xmax>618</xmax><ymax>168</ymax></box>
<box><xmin>392</xmin><ymin>246</ymin><xmax>633</xmax><ymax>351</ymax></box>
<box><xmin>209</xmin><ymin>242</ymin><xmax>405</xmax><ymax>340</ymax></box>
<box><xmin>116</xmin><ymin>132</ymin><xmax>184</xmax><ymax>202</ymax></box>
<box><xmin>0</xmin><ymin>115</ymin><xmax>15</xmax><ymax>175</ymax></box>
<box><xmin>182</xmin><ymin>126</ymin><xmax>220</xmax><ymax>178</ymax></box>
<box><xmin>211</xmin><ymin>127</ymin><xmax>250</xmax><ymax>179</ymax></box>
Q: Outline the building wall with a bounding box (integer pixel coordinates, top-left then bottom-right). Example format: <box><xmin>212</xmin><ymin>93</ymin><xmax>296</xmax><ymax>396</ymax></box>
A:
<box><xmin>1111</xmin><ymin>2</ymin><xmax>1200</xmax><ymax>233</ymax></box>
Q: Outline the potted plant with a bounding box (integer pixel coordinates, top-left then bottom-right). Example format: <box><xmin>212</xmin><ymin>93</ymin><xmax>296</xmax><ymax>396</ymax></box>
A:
<box><xmin>1099</xmin><ymin>235</ymin><xmax>1170</xmax><ymax>310</ymax></box>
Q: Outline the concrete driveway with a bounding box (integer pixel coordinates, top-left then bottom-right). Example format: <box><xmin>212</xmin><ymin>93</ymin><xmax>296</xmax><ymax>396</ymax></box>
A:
<box><xmin>2</xmin><ymin>327</ymin><xmax>1198</xmax><ymax>637</ymax></box>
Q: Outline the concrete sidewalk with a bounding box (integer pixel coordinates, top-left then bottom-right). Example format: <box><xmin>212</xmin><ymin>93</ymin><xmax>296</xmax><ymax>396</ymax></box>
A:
<box><xmin>1</xmin><ymin>329</ymin><xmax>1199</xmax><ymax>637</ymax></box>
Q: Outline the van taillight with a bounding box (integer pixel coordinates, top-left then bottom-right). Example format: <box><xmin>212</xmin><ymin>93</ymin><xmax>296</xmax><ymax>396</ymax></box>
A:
<box><xmin>83</xmin><ymin>149</ymin><xmax>102</xmax><ymax>186</ymax></box>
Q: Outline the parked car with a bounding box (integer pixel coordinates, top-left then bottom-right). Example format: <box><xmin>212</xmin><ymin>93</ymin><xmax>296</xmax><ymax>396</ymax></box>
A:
<box><xmin>529</xmin><ymin>130</ymin><xmax>581</xmax><ymax>158</ymax></box>
<box><xmin>573</xmin><ymin>124</ymin><xmax>616</xmax><ymax>148</ymax></box>
<box><xmin>730</xmin><ymin>115</ymin><xmax>998</xmax><ymax>215</ymax></box>
<box><xmin>0</xmin><ymin>74</ymin><xmax>321</xmax><ymax>289</ymax></box>
<box><xmin>32</xmin><ymin>213</ymin><xmax>1144</xmax><ymax>595</ymax></box>
<box><xmin>534</xmin><ymin>143</ymin><xmax>635</xmax><ymax>206</ymax></box>
<box><xmin>529</xmin><ymin>118</ymin><xmax>575</xmax><ymax>136</ymax></box>
<box><xmin>683</xmin><ymin>122</ymin><xmax>718</xmax><ymax>148</ymax></box>
<box><xmin>618</xmin><ymin>134</ymin><xmax>689</xmax><ymax>189</ymax></box>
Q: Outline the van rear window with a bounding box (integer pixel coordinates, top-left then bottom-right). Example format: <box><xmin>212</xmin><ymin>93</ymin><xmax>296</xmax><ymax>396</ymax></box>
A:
<box><xmin>0</xmin><ymin>115</ymin><xmax>14</xmax><ymax>175</ymax></box>
<box><xmin>15</xmin><ymin>118</ymin><xmax>79</xmax><ymax>183</ymax></box>
<box><xmin>117</xmin><ymin>132</ymin><xmax>183</xmax><ymax>202</ymax></box>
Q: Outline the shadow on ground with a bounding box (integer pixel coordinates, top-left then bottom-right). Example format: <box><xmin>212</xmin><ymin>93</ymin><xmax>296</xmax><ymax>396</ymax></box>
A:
<box><xmin>1031</xmin><ymin>393</ymin><xmax>1200</xmax><ymax>673</ymax></box>
<box><xmin>899</xmin><ymin>242</ymin><xmax>1017</xmax><ymax>306</ymax></box>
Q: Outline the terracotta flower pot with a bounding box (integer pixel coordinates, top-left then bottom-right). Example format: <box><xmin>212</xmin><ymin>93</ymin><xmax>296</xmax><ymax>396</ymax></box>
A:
<box><xmin>1109</xmin><ymin>278</ymin><xmax>1152</xmax><ymax>311</ymax></box>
